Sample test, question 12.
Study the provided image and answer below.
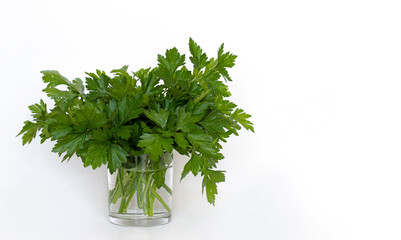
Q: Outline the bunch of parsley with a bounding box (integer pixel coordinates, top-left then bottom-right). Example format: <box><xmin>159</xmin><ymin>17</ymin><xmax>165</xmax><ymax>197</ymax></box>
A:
<box><xmin>18</xmin><ymin>38</ymin><xmax>254</xmax><ymax>206</ymax></box>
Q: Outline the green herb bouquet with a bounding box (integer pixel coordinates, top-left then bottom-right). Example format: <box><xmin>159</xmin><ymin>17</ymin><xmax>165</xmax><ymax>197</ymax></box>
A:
<box><xmin>18</xmin><ymin>38</ymin><xmax>254</xmax><ymax>225</ymax></box>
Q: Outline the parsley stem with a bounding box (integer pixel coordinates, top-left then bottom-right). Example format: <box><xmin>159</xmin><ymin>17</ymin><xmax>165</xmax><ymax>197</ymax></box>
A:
<box><xmin>112</xmin><ymin>168</ymin><xmax>171</xmax><ymax>216</ymax></box>
<box><xmin>149</xmin><ymin>186</ymin><xmax>171</xmax><ymax>212</ymax></box>
<box><xmin>149</xmin><ymin>182</ymin><xmax>156</xmax><ymax>216</ymax></box>
<box><xmin>109</xmin><ymin>185</ymin><xmax>120</xmax><ymax>204</ymax></box>
<box><xmin>124</xmin><ymin>172</ymin><xmax>137</xmax><ymax>209</ymax></box>
<box><xmin>163</xmin><ymin>183</ymin><xmax>172</xmax><ymax>195</ymax></box>
<box><xmin>137</xmin><ymin>172</ymin><xmax>144</xmax><ymax>208</ymax></box>
<box><xmin>117</xmin><ymin>169</ymin><xmax>126</xmax><ymax>213</ymax></box>
<box><xmin>143</xmin><ymin>173</ymin><xmax>154</xmax><ymax>216</ymax></box>
<box><xmin>118</xmin><ymin>171</ymin><xmax>137</xmax><ymax>213</ymax></box>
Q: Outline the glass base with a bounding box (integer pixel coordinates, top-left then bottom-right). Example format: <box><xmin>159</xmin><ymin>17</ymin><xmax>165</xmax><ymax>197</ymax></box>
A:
<box><xmin>109</xmin><ymin>213</ymin><xmax>171</xmax><ymax>227</ymax></box>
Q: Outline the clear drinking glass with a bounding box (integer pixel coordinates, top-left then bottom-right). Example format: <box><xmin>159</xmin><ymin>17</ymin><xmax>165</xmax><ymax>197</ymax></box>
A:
<box><xmin>108</xmin><ymin>152</ymin><xmax>173</xmax><ymax>226</ymax></box>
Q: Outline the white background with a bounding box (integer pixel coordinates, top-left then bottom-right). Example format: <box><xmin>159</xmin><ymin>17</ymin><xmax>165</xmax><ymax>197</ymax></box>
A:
<box><xmin>1</xmin><ymin>0</ymin><xmax>401</xmax><ymax>239</ymax></box>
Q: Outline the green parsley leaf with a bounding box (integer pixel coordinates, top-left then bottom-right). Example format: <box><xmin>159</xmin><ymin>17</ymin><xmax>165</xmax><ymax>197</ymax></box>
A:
<box><xmin>81</xmin><ymin>140</ymin><xmax>128</xmax><ymax>173</ymax></box>
<box><xmin>109</xmin><ymin>66</ymin><xmax>137</xmax><ymax>99</ymax></box>
<box><xmin>144</xmin><ymin>108</ymin><xmax>169</xmax><ymax>129</ymax></box>
<box><xmin>217</xmin><ymin>43</ymin><xmax>237</xmax><ymax>68</ymax></box>
<box><xmin>189</xmin><ymin>38</ymin><xmax>209</xmax><ymax>69</ymax></box>
<box><xmin>136</xmin><ymin>68</ymin><xmax>164</xmax><ymax>97</ymax></box>
<box><xmin>200</xmin><ymin>112</ymin><xmax>231</xmax><ymax>141</ymax></box>
<box><xmin>152</xmin><ymin>168</ymin><xmax>167</xmax><ymax>189</ymax></box>
<box><xmin>28</xmin><ymin>100</ymin><xmax>47</xmax><ymax>119</ymax></box>
<box><xmin>49</xmin><ymin>125</ymin><xmax>73</xmax><ymax>140</ymax></box>
<box><xmin>176</xmin><ymin>108</ymin><xmax>203</xmax><ymax>132</ymax></box>
<box><xmin>187</xmin><ymin>132</ymin><xmax>222</xmax><ymax>159</ymax></box>
<box><xmin>137</xmin><ymin>133</ymin><xmax>173</xmax><ymax>161</ymax></box>
<box><xmin>90</xmin><ymin>128</ymin><xmax>112</xmax><ymax>141</ymax></box>
<box><xmin>205</xmin><ymin>70</ymin><xmax>231</xmax><ymax>97</ymax></box>
<box><xmin>173</xmin><ymin>132</ymin><xmax>189</xmax><ymax>150</ymax></box>
<box><xmin>181</xmin><ymin>152</ymin><xmax>203</xmax><ymax>180</ymax></box>
<box><xmin>85</xmin><ymin>71</ymin><xmax>110</xmax><ymax>100</ymax></box>
<box><xmin>73</xmin><ymin>103</ymin><xmax>108</xmax><ymax>129</ymax></box>
<box><xmin>116</xmin><ymin>126</ymin><xmax>132</xmax><ymax>140</ymax></box>
<box><xmin>232</xmin><ymin>108</ymin><xmax>255</xmax><ymax>132</ymax></box>
<box><xmin>41</xmin><ymin>70</ymin><xmax>71</xmax><ymax>88</ymax></box>
<box><xmin>43</xmin><ymin>88</ymin><xmax>75</xmax><ymax>100</ymax></box>
<box><xmin>17</xmin><ymin>121</ymin><xmax>41</xmax><ymax>145</ymax></box>
<box><xmin>41</xmin><ymin>71</ymin><xmax>86</xmax><ymax>99</ymax></box>
<box><xmin>17</xmin><ymin>100</ymin><xmax>48</xmax><ymax>145</ymax></box>
<box><xmin>156</xmin><ymin>47</ymin><xmax>185</xmax><ymax>81</ymax></box>
<box><xmin>83</xmin><ymin>140</ymin><xmax>109</xmax><ymax>169</ymax></box>
<box><xmin>216</xmin><ymin>98</ymin><xmax>237</xmax><ymax>115</ymax></box>
<box><xmin>190</xmin><ymin>101</ymin><xmax>211</xmax><ymax>115</ymax></box>
<box><xmin>116</xmin><ymin>95</ymin><xmax>144</xmax><ymax>126</ymax></box>
<box><xmin>215</xmin><ymin>43</ymin><xmax>237</xmax><ymax>81</ymax></box>
<box><xmin>52</xmin><ymin>133</ymin><xmax>88</xmax><ymax>161</ymax></box>
<box><xmin>202</xmin><ymin>169</ymin><xmax>225</xmax><ymax>205</ymax></box>
<box><xmin>108</xmin><ymin>143</ymin><xmax>128</xmax><ymax>173</ymax></box>
<box><xmin>70</xmin><ymin>78</ymin><xmax>85</xmax><ymax>95</ymax></box>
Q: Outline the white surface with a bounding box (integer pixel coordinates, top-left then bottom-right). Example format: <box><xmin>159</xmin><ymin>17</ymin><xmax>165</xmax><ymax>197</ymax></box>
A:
<box><xmin>1</xmin><ymin>0</ymin><xmax>401</xmax><ymax>239</ymax></box>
